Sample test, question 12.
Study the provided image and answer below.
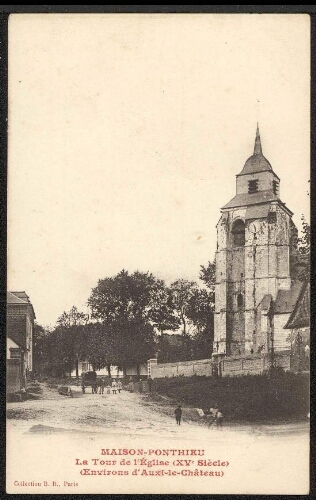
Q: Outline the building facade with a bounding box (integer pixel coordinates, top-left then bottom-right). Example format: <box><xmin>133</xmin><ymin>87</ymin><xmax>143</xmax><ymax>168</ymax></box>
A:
<box><xmin>7</xmin><ymin>291</ymin><xmax>36</xmax><ymax>394</ymax></box>
<box><xmin>214</xmin><ymin>126</ymin><xmax>299</xmax><ymax>356</ymax></box>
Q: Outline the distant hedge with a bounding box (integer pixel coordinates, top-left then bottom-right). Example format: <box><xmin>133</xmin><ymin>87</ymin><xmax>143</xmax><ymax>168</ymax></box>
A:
<box><xmin>153</xmin><ymin>371</ymin><xmax>309</xmax><ymax>422</ymax></box>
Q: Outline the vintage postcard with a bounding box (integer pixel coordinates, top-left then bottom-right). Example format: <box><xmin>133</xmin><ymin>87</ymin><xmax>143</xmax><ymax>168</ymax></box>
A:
<box><xmin>6</xmin><ymin>13</ymin><xmax>310</xmax><ymax>494</ymax></box>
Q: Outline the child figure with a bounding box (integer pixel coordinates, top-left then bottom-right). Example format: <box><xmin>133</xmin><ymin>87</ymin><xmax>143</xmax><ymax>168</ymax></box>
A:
<box><xmin>175</xmin><ymin>405</ymin><xmax>182</xmax><ymax>425</ymax></box>
<box><xmin>106</xmin><ymin>383</ymin><xmax>111</xmax><ymax>394</ymax></box>
<box><xmin>112</xmin><ymin>380</ymin><xmax>118</xmax><ymax>394</ymax></box>
<box><xmin>117</xmin><ymin>380</ymin><xmax>122</xmax><ymax>393</ymax></box>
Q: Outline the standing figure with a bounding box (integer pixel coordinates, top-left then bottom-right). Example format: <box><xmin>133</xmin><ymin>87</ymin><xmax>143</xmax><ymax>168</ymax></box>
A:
<box><xmin>106</xmin><ymin>383</ymin><xmax>111</xmax><ymax>394</ymax></box>
<box><xmin>112</xmin><ymin>380</ymin><xmax>117</xmax><ymax>394</ymax></box>
<box><xmin>81</xmin><ymin>380</ymin><xmax>85</xmax><ymax>394</ymax></box>
<box><xmin>99</xmin><ymin>377</ymin><xmax>105</xmax><ymax>394</ymax></box>
<box><xmin>174</xmin><ymin>405</ymin><xmax>182</xmax><ymax>425</ymax></box>
<box><xmin>117</xmin><ymin>380</ymin><xmax>122</xmax><ymax>393</ymax></box>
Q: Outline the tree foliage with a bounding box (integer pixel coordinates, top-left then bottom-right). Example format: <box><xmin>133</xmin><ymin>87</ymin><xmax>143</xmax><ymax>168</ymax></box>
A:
<box><xmin>292</xmin><ymin>215</ymin><xmax>310</xmax><ymax>282</ymax></box>
<box><xmin>33</xmin><ymin>263</ymin><xmax>218</xmax><ymax>378</ymax></box>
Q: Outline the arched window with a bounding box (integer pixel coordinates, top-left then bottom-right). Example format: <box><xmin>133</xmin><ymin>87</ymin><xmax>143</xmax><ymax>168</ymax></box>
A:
<box><xmin>232</xmin><ymin>219</ymin><xmax>245</xmax><ymax>247</ymax></box>
<box><xmin>237</xmin><ymin>293</ymin><xmax>244</xmax><ymax>307</ymax></box>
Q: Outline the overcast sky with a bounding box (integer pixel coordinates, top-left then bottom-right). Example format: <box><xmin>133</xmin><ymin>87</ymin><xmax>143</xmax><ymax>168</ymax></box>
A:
<box><xmin>8</xmin><ymin>14</ymin><xmax>310</xmax><ymax>326</ymax></box>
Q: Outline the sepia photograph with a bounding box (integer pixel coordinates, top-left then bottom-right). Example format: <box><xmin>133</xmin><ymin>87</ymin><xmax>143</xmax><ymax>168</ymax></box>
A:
<box><xmin>6</xmin><ymin>13</ymin><xmax>310</xmax><ymax>494</ymax></box>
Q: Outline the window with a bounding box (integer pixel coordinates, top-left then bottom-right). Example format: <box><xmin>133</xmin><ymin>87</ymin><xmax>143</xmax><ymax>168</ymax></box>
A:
<box><xmin>248</xmin><ymin>179</ymin><xmax>258</xmax><ymax>193</ymax></box>
<box><xmin>273</xmin><ymin>180</ymin><xmax>279</xmax><ymax>195</ymax></box>
<box><xmin>231</xmin><ymin>219</ymin><xmax>245</xmax><ymax>247</ymax></box>
<box><xmin>268</xmin><ymin>211</ymin><xmax>277</xmax><ymax>224</ymax></box>
<box><xmin>237</xmin><ymin>293</ymin><xmax>244</xmax><ymax>307</ymax></box>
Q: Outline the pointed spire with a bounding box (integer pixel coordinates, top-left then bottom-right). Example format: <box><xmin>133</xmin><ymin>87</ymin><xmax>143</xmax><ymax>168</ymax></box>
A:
<box><xmin>253</xmin><ymin>123</ymin><xmax>262</xmax><ymax>155</ymax></box>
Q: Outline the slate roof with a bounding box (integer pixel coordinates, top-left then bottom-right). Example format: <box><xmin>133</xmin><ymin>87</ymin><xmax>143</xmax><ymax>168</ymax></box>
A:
<box><xmin>221</xmin><ymin>190</ymin><xmax>279</xmax><ymax>210</ymax></box>
<box><xmin>238</xmin><ymin>153</ymin><xmax>273</xmax><ymax>176</ymax></box>
<box><xmin>274</xmin><ymin>282</ymin><xmax>302</xmax><ymax>314</ymax></box>
<box><xmin>284</xmin><ymin>281</ymin><xmax>310</xmax><ymax>329</ymax></box>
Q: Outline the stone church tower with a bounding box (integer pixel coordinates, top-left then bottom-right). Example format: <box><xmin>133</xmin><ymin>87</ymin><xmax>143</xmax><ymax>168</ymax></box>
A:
<box><xmin>214</xmin><ymin>126</ymin><xmax>297</xmax><ymax>356</ymax></box>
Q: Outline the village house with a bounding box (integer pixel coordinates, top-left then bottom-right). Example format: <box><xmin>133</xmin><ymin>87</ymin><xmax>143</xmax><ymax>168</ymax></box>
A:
<box><xmin>70</xmin><ymin>361</ymin><xmax>148</xmax><ymax>379</ymax></box>
<box><xmin>7</xmin><ymin>291</ymin><xmax>36</xmax><ymax>395</ymax></box>
<box><xmin>284</xmin><ymin>281</ymin><xmax>310</xmax><ymax>372</ymax></box>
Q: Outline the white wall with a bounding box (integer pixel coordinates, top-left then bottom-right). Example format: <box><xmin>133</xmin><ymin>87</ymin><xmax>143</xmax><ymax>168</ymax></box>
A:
<box><xmin>7</xmin><ymin>337</ymin><xmax>19</xmax><ymax>359</ymax></box>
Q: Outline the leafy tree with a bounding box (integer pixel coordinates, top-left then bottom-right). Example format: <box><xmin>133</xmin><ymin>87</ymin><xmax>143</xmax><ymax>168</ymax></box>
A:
<box><xmin>88</xmin><ymin>270</ymin><xmax>177</xmax><ymax>325</ymax></box>
<box><xmin>149</xmin><ymin>281</ymin><xmax>180</xmax><ymax>334</ymax></box>
<box><xmin>33</xmin><ymin>323</ymin><xmax>53</xmax><ymax>377</ymax></box>
<box><xmin>169</xmin><ymin>279</ymin><xmax>197</xmax><ymax>335</ymax></box>
<box><xmin>199</xmin><ymin>258</ymin><xmax>216</xmax><ymax>293</ymax></box>
<box><xmin>83</xmin><ymin>322</ymin><xmax>113</xmax><ymax>377</ymax></box>
<box><xmin>105</xmin><ymin>317</ymin><xmax>156</xmax><ymax>376</ymax></box>
<box><xmin>291</xmin><ymin>215</ymin><xmax>310</xmax><ymax>282</ymax></box>
<box><xmin>55</xmin><ymin>306</ymin><xmax>89</xmax><ymax>377</ymax></box>
<box><xmin>87</xmin><ymin>270</ymin><xmax>169</xmax><ymax>372</ymax></box>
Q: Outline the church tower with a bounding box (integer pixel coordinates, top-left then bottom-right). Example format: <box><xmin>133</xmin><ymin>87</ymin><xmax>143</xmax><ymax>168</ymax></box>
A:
<box><xmin>214</xmin><ymin>126</ymin><xmax>297</xmax><ymax>356</ymax></box>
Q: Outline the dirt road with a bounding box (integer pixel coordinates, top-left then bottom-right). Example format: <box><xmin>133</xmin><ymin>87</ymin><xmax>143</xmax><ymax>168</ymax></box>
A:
<box><xmin>7</xmin><ymin>381</ymin><xmax>309</xmax><ymax>441</ymax></box>
<box><xmin>7</xmin><ymin>381</ymin><xmax>207</xmax><ymax>438</ymax></box>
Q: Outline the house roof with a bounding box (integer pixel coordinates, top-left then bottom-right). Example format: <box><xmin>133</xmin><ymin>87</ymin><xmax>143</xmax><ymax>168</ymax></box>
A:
<box><xmin>7</xmin><ymin>291</ymin><xmax>36</xmax><ymax>319</ymax></box>
<box><xmin>284</xmin><ymin>281</ymin><xmax>310</xmax><ymax>329</ymax></box>
<box><xmin>7</xmin><ymin>292</ymin><xmax>28</xmax><ymax>305</ymax></box>
<box><xmin>10</xmin><ymin>291</ymin><xmax>30</xmax><ymax>302</ymax></box>
<box><xmin>274</xmin><ymin>282</ymin><xmax>302</xmax><ymax>314</ymax></box>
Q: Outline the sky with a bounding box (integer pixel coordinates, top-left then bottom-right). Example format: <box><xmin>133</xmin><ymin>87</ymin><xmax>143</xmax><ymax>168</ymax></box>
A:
<box><xmin>8</xmin><ymin>14</ymin><xmax>310</xmax><ymax>326</ymax></box>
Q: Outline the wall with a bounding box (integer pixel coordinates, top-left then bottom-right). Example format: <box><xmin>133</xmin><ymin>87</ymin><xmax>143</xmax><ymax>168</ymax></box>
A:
<box><xmin>150</xmin><ymin>358</ymin><xmax>213</xmax><ymax>379</ymax></box>
<box><xmin>149</xmin><ymin>351</ymin><xmax>291</xmax><ymax>379</ymax></box>
<box><xmin>236</xmin><ymin>170</ymin><xmax>278</xmax><ymax>195</ymax></box>
<box><xmin>7</xmin><ymin>337</ymin><xmax>18</xmax><ymax>358</ymax></box>
<box><xmin>7</xmin><ymin>358</ymin><xmax>21</xmax><ymax>394</ymax></box>
<box><xmin>126</xmin><ymin>363</ymin><xmax>147</xmax><ymax>377</ymax></box>
<box><xmin>274</xmin><ymin>313</ymin><xmax>291</xmax><ymax>350</ymax></box>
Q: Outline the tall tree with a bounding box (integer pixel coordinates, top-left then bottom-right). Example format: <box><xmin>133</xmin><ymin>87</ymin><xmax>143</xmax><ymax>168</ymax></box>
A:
<box><xmin>56</xmin><ymin>306</ymin><xmax>88</xmax><ymax>377</ymax></box>
<box><xmin>87</xmin><ymin>270</ymin><xmax>168</xmax><ymax>371</ymax></box>
<box><xmin>149</xmin><ymin>281</ymin><xmax>180</xmax><ymax>334</ymax></box>
<box><xmin>170</xmin><ymin>279</ymin><xmax>197</xmax><ymax>335</ymax></box>
<box><xmin>199</xmin><ymin>258</ymin><xmax>216</xmax><ymax>293</ymax></box>
<box><xmin>33</xmin><ymin>323</ymin><xmax>53</xmax><ymax>377</ymax></box>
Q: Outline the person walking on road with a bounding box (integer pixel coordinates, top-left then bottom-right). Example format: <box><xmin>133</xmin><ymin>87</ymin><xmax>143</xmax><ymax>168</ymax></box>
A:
<box><xmin>175</xmin><ymin>405</ymin><xmax>182</xmax><ymax>425</ymax></box>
